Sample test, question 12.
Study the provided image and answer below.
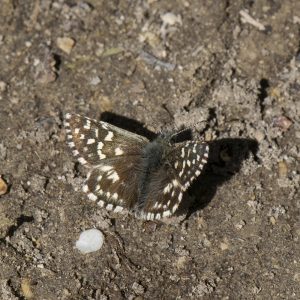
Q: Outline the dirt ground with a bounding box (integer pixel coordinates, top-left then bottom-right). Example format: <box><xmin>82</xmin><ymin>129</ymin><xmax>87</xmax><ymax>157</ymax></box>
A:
<box><xmin>0</xmin><ymin>1</ymin><xmax>299</xmax><ymax>299</ymax></box>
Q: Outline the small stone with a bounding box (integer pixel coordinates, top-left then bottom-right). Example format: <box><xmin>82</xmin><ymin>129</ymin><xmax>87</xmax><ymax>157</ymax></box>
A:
<box><xmin>269</xmin><ymin>216</ymin><xmax>276</xmax><ymax>225</ymax></box>
<box><xmin>272</xmin><ymin>116</ymin><xmax>292</xmax><ymax>131</ymax></box>
<box><xmin>132</xmin><ymin>282</ymin><xmax>145</xmax><ymax>295</ymax></box>
<box><xmin>161</xmin><ymin>12</ymin><xmax>182</xmax><ymax>26</ymax></box>
<box><xmin>57</xmin><ymin>37</ymin><xmax>75</xmax><ymax>54</ymax></box>
<box><xmin>278</xmin><ymin>161</ymin><xmax>288</xmax><ymax>178</ymax></box>
<box><xmin>235</xmin><ymin>220</ymin><xmax>246</xmax><ymax>230</ymax></box>
<box><xmin>254</xmin><ymin>130</ymin><xmax>265</xmax><ymax>142</ymax></box>
<box><xmin>25</xmin><ymin>41</ymin><xmax>32</xmax><ymax>47</ymax></box>
<box><xmin>294</xmin><ymin>273</ymin><xmax>300</xmax><ymax>283</ymax></box>
<box><xmin>0</xmin><ymin>177</ymin><xmax>8</xmax><ymax>196</ymax></box>
<box><xmin>176</xmin><ymin>256</ymin><xmax>188</xmax><ymax>269</ymax></box>
<box><xmin>220</xmin><ymin>240</ymin><xmax>229</xmax><ymax>250</ymax></box>
<box><xmin>0</xmin><ymin>81</ymin><xmax>7</xmax><ymax>92</ymax></box>
<box><xmin>75</xmin><ymin>228</ymin><xmax>104</xmax><ymax>254</ymax></box>
<box><xmin>90</xmin><ymin>76</ymin><xmax>101</xmax><ymax>85</ymax></box>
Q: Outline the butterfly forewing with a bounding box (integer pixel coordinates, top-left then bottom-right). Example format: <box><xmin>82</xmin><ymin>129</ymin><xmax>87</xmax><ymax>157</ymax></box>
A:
<box><xmin>65</xmin><ymin>113</ymin><xmax>148</xmax><ymax>166</ymax></box>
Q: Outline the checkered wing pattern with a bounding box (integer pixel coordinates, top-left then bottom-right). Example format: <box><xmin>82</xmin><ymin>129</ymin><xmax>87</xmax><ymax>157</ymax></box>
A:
<box><xmin>65</xmin><ymin>113</ymin><xmax>209</xmax><ymax>221</ymax></box>
<box><xmin>65</xmin><ymin>113</ymin><xmax>148</xmax><ymax>212</ymax></box>
<box><xmin>65</xmin><ymin>113</ymin><xmax>148</xmax><ymax>166</ymax></box>
<box><xmin>139</xmin><ymin>142</ymin><xmax>209</xmax><ymax>220</ymax></box>
<box><xmin>83</xmin><ymin>156</ymin><xmax>143</xmax><ymax>212</ymax></box>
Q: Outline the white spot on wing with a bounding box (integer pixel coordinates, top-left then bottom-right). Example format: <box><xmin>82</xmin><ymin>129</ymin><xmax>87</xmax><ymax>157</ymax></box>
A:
<box><xmin>73</xmin><ymin>150</ymin><xmax>79</xmax><ymax>156</ymax></box>
<box><xmin>114</xmin><ymin>147</ymin><xmax>124</xmax><ymax>155</ymax></box>
<box><xmin>163</xmin><ymin>183</ymin><xmax>173</xmax><ymax>194</ymax></box>
<box><xmin>172</xmin><ymin>204</ymin><xmax>179</xmax><ymax>213</ymax></box>
<box><xmin>107</xmin><ymin>171</ymin><xmax>119</xmax><ymax>183</ymax></box>
<box><xmin>104</xmin><ymin>131</ymin><xmax>114</xmax><ymax>141</ymax></box>
<box><xmin>74</xmin><ymin>128</ymin><xmax>80</xmax><ymax>134</ymax></box>
<box><xmin>97</xmin><ymin>150</ymin><xmax>106</xmax><ymax>159</ymax></box>
<box><xmin>106</xmin><ymin>204</ymin><xmax>113</xmax><ymax>211</ymax></box>
<box><xmin>155</xmin><ymin>214</ymin><xmax>161</xmax><ymax>220</ymax></box>
<box><xmin>83</xmin><ymin>121</ymin><xmax>91</xmax><ymax>129</ymax></box>
<box><xmin>181</xmin><ymin>147</ymin><xmax>185</xmax><ymax>158</ymax></box>
<box><xmin>87</xmin><ymin>138</ymin><xmax>95</xmax><ymax>144</ymax></box>
<box><xmin>78</xmin><ymin>157</ymin><xmax>87</xmax><ymax>164</ymax></box>
<box><xmin>100</xmin><ymin>165</ymin><xmax>113</xmax><ymax>172</ymax></box>
<box><xmin>163</xmin><ymin>210</ymin><xmax>171</xmax><ymax>218</ymax></box>
<box><xmin>178</xmin><ymin>192</ymin><xmax>183</xmax><ymax>201</ymax></box>
<box><xmin>88</xmin><ymin>193</ymin><xmax>97</xmax><ymax>201</ymax></box>
<box><xmin>172</xmin><ymin>179</ymin><xmax>179</xmax><ymax>187</ymax></box>
<box><xmin>114</xmin><ymin>206</ymin><xmax>123</xmax><ymax>213</ymax></box>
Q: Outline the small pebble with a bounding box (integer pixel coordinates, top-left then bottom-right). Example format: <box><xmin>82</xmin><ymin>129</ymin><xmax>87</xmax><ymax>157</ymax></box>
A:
<box><xmin>273</xmin><ymin>116</ymin><xmax>292</xmax><ymax>131</ymax></box>
<box><xmin>220</xmin><ymin>241</ymin><xmax>229</xmax><ymax>251</ymax></box>
<box><xmin>235</xmin><ymin>220</ymin><xmax>246</xmax><ymax>230</ymax></box>
<box><xmin>0</xmin><ymin>81</ymin><xmax>7</xmax><ymax>92</ymax></box>
<box><xmin>132</xmin><ymin>282</ymin><xmax>145</xmax><ymax>295</ymax></box>
<box><xmin>161</xmin><ymin>12</ymin><xmax>182</xmax><ymax>26</ymax></box>
<box><xmin>254</xmin><ymin>130</ymin><xmax>265</xmax><ymax>142</ymax></box>
<box><xmin>75</xmin><ymin>228</ymin><xmax>104</xmax><ymax>254</ymax></box>
<box><xmin>90</xmin><ymin>76</ymin><xmax>101</xmax><ymax>85</ymax></box>
<box><xmin>57</xmin><ymin>37</ymin><xmax>75</xmax><ymax>54</ymax></box>
<box><xmin>278</xmin><ymin>161</ymin><xmax>288</xmax><ymax>178</ymax></box>
<box><xmin>0</xmin><ymin>177</ymin><xmax>8</xmax><ymax>196</ymax></box>
<box><xmin>270</xmin><ymin>216</ymin><xmax>276</xmax><ymax>225</ymax></box>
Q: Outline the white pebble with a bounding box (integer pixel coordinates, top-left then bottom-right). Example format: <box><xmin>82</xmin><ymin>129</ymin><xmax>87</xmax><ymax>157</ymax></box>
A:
<box><xmin>75</xmin><ymin>228</ymin><xmax>104</xmax><ymax>254</ymax></box>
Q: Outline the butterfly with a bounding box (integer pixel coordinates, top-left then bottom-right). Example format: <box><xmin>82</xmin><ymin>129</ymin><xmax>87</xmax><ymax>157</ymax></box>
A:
<box><xmin>65</xmin><ymin>113</ymin><xmax>209</xmax><ymax>220</ymax></box>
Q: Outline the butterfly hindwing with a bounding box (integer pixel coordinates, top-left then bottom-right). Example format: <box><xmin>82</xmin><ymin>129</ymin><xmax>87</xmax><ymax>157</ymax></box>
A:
<box><xmin>137</xmin><ymin>141</ymin><xmax>209</xmax><ymax>220</ymax></box>
<box><xmin>65</xmin><ymin>113</ymin><xmax>148</xmax><ymax>166</ymax></box>
<box><xmin>170</xmin><ymin>141</ymin><xmax>209</xmax><ymax>190</ymax></box>
<box><xmin>83</xmin><ymin>155</ymin><xmax>143</xmax><ymax>212</ymax></box>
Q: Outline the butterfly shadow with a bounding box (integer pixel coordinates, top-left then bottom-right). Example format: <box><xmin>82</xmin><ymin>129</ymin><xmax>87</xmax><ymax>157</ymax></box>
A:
<box><xmin>100</xmin><ymin>111</ymin><xmax>156</xmax><ymax>140</ymax></box>
<box><xmin>100</xmin><ymin>112</ymin><xmax>259</xmax><ymax>221</ymax></box>
<box><xmin>181</xmin><ymin>138</ymin><xmax>259</xmax><ymax>219</ymax></box>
